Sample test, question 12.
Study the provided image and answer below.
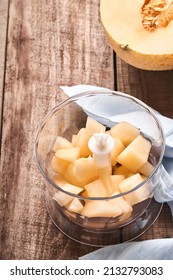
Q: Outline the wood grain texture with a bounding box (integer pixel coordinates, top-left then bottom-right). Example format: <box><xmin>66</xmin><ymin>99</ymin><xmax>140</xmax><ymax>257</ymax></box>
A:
<box><xmin>116</xmin><ymin>57</ymin><xmax>173</xmax><ymax>118</ymax></box>
<box><xmin>0</xmin><ymin>0</ymin><xmax>114</xmax><ymax>259</ymax></box>
<box><xmin>0</xmin><ymin>0</ymin><xmax>9</xmax><ymax>139</ymax></box>
<box><xmin>116</xmin><ymin>57</ymin><xmax>173</xmax><ymax>241</ymax></box>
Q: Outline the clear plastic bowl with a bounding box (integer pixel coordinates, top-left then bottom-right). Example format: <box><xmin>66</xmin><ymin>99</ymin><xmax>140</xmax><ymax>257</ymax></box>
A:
<box><xmin>35</xmin><ymin>90</ymin><xmax>165</xmax><ymax>246</ymax></box>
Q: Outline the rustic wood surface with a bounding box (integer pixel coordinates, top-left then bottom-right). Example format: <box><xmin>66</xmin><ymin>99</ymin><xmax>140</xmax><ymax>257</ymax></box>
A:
<box><xmin>0</xmin><ymin>0</ymin><xmax>173</xmax><ymax>260</ymax></box>
<box><xmin>0</xmin><ymin>0</ymin><xmax>8</xmax><ymax>137</ymax></box>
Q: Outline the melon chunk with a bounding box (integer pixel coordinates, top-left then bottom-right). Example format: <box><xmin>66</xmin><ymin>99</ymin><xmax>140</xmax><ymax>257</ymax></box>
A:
<box><xmin>81</xmin><ymin>200</ymin><xmax>122</xmax><ymax>218</ymax></box>
<box><xmin>55</xmin><ymin>147</ymin><xmax>80</xmax><ymax>162</ymax></box>
<box><xmin>53</xmin><ymin>136</ymin><xmax>73</xmax><ymax>152</ymax></box>
<box><xmin>63</xmin><ymin>163</ymin><xmax>83</xmax><ymax>187</ymax></box>
<box><xmin>110</xmin><ymin>175</ymin><xmax>125</xmax><ymax>192</ymax></box>
<box><xmin>108</xmin><ymin>192</ymin><xmax>133</xmax><ymax>221</ymax></box>
<box><xmin>110</xmin><ymin>137</ymin><xmax>125</xmax><ymax>166</ymax></box>
<box><xmin>85</xmin><ymin>169</ymin><xmax>123</xmax><ymax>197</ymax></box>
<box><xmin>53</xmin><ymin>174</ymin><xmax>67</xmax><ymax>188</ymax></box>
<box><xmin>50</xmin><ymin>116</ymin><xmax>154</xmax><ymax>222</ymax></box>
<box><xmin>53</xmin><ymin>183</ymin><xmax>83</xmax><ymax>207</ymax></box>
<box><xmin>84</xmin><ymin>178</ymin><xmax>107</xmax><ymax>197</ymax></box>
<box><xmin>67</xmin><ymin>198</ymin><xmax>84</xmax><ymax>214</ymax></box>
<box><xmin>117</xmin><ymin>135</ymin><xmax>151</xmax><ymax>172</ymax></box>
<box><xmin>51</xmin><ymin>155</ymin><xmax>69</xmax><ymax>175</ymax></box>
<box><xmin>73</xmin><ymin>128</ymin><xmax>91</xmax><ymax>157</ymax></box>
<box><xmin>110</xmin><ymin>121</ymin><xmax>140</xmax><ymax>146</ymax></box>
<box><xmin>138</xmin><ymin>161</ymin><xmax>154</xmax><ymax>177</ymax></box>
<box><xmin>73</xmin><ymin>156</ymin><xmax>99</xmax><ymax>185</ymax></box>
<box><xmin>85</xmin><ymin>116</ymin><xmax>106</xmax><ymax>138</ymax></box>
<box><xmin>71</xmin><ymin>135</ymin><xmax>77</xmax><ymax>146</ymax></box>
<box><xmin>119</xmin><ymin>173</ymin><xmax>151</xmax><ymax>205</ymax></box>
<box><xmin>113</xmin><ymin>165</ymin><xmax>134</xmax><ymax>178</ymax></box>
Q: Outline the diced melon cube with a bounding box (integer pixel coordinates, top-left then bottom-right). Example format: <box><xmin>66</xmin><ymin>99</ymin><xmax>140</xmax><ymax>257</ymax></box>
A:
<box><xmin>51</xmin><ymin>155</ymin><xmax>69</xmax><ymax>174</ymax></box>
<box><xmin>119</xmin><ymin>173</ymin><xmax>151</xmax><ymax>205</ymax></box>
<box><xmin>117</xmin><ymin>135</ymin><xmax>151</xmax><ymax>172</ymax></box>
<box><xmin>73</xmin><ymin>128</ymin><xmax>91</xmax><ymax>157</ymax></box>
<box><xmin>71</xmin><ymin>134</ymin><xmax>78</xmax><ymax>146</ymax></box>
<box><xmin>73</xmin><ymin>156</ymin><xmax>99</xmax><ymax>185</ymax></box>
<box><xmin>110</xmin><ymin>121</ymin><xmax>140</xmax><ymax>146</ymax></box>
<box><xmin>63</xmin><ymin>163</ymin><xmax>83</xmax><ymax>187</ymax></box>
<box><xmin>84</xmin><ymin>179</ymin><xmax>107</xmax><ymax>197</ymax></box>
<box><xmin>53</xmin><ymin>136</ymin><xmax>73</xmax><ymax>152</ymax></box>
<box><xmin>108</xmin><ymin>191</ymin><xmax>132</xmax><ymax>221</ymax></box>
<box><xmin>110</xmin><ymin>175</ymin><xmax>125</xmax><ymax>192</ymax></box>
<box><xmin>110</xmin><ymin>137</ymin><xmax>125</xmax><ymax>166</ymax></box>
<box><xmin>94</xmin><ymin>169</ymin><xmax>124</xmax><ymax>196</ymax></box>
<box><xmin>53</xmin><ymin>183</ymin><xmax>83</xmax><ymax>207</ymax></box>
<box><xmin>53</xmin><ymin>174</ymin><xmax>67</xmax><ymax>188</ymax></box>
<box><xmin>55</xmin><ymin>147</ymin><xmax>80</xmax><ymax>162</ymax></box>
<box><xmin>67</xmin><ymin>198</ymin><xmax>84</xmax><ymax>214</ymax></box>
<box><xmin>82</xmin><ymin>174</ymin><xmax>123</xmax><ymax>197</ymax></box>
<box><xmin>113</xmin><ymin>165</ymin><xmax>134</xmax><ymax>178</ymax></box>
<box><xmin>138</xmin><ymin>161</ymin><xmax>154</xmax><ymax>177</ymax></box>
<box><xmin>81</xmin><ymin>200</ymin><xmax>122</xmax><ymax>218</ymax></box>
<box><xmin>85</xmin><ymin>116</ymin><xmax>106</xmax><ymax>138</ymax></box>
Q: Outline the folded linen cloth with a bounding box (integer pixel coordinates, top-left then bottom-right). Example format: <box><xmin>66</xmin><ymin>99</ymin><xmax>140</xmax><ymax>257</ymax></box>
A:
<box><xmin>60</xmin><ymin>85</ymin><xmax>173</xmax><ymax>217</ymax></box>
<box><xmin>79</xmin><ymin>238</ymin><xmax>173</xmax><ymax>260</ymax></box>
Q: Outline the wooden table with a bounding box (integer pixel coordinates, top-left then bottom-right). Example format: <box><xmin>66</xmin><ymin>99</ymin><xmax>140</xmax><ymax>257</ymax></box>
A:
<box><xmin>0</xmin><ymin>0</ymin><xmax>173</xmax><ymax>260</ymax></box>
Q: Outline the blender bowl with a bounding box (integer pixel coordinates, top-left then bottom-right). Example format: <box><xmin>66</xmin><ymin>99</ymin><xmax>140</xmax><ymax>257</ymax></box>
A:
<box><xmin>35</xmin><ymin>90</ymin><xmax>165</xmax><ymax>247</ymax></box>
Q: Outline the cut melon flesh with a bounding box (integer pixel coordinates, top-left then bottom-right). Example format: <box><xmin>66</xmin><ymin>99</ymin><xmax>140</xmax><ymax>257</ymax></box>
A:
<box><xmin>63</xmin><ymin>163</ymin><xmax>84</xmax><ymax>187</ymax></box>
<box><xmin>53</xmin><ymin>174</ymin><xmax>67</xmax><ymax>188</ymax></box>
<box><xmin>73</xmin><ymin>128</ymin><xmax>92</xmax><ymax>157</ymax></box>
<box><xmin>110</xmin><ymin>122</ymin><xmax>140</xmax><ymax>146</ymax></box>
<box><xmin>108</xmin><ymin>192</ymin><xmax>132</xmax><ymax>221</ymax></box>
<box><xmin>51</xmin><ymin>156</ymin><xmax>69</xmax><ymax>175</ymax></box>
<box><xmin>100</xmin><ymin>0</ymin><xmax>173</xmax><ymax>70</ymax></box>
<box><xmin>81</xmin><ymin>200</ymin><xmax>122</xmax><ymax>218</ymax></box>
<box><xmin>53</xmin><ymin>136</ymin><xmax>73</xmax><ymax>152</ymax></box>
<box><xmin>119</xmin><ymin>173</ymin><xmax>151</xmax><ymax>205</ymax></box>
<box><xmin>73</xmin><ymin>156</ymin><xmax>99</xmax><ymax>185</ymax></box>
<box><xmin>84</xmin><ymin>178</ymin><xmax>107</xmax><ymax>197</ymax></box>
<box><xmin>85</xmin><ymin>116</ymin><xmax>106</xmax><ymax>138</ymax></box>
<box><xmin>50</xmin><ymin>116</ymin><xmax>153</xmax><ymax>219</ymax></box>
<box><xmin>55</xmin><ymin>147</ymin><xmax>80</xmax><ymax>162</ymax></box>
<box><xmin>113</xmin><ymin>165</ymin><xmax>134</xmax><ymax>178</ymax></box>
<box><xmin>110</xmin><ymin>137</ymin><xmax>125</xmax><ymax>166</ymax></box>
<box><xmin>110</xmin><ymin>175</ymin><xmax>125</xmax><ymax>192</ymax></box>
<box><xmin>117</xmin><ymin>135</ymin><xmax>151</xmax><ymax>173</ymax></box>
<box><xmin>67</xmin><ymin>198</ymin><xmax>84</xmax><ymax>214</ymax></box>
<box><xmin>84</xmin><ymin>175</ymin><xmax>124</xmax><ymax>197</ymax></box>
<box><xmin>53</xmin><ymin>183</ymin><xmax>83</xmax><ymax>207</ymax></box>
<box><xmin>138</xmin><ymin>161</ymin><xmax>154</xmax><ymax>177</ymax></box>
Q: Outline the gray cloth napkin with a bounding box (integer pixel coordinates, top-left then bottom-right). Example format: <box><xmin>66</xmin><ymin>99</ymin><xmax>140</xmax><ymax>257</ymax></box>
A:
<box><xmin>79</xmin><ymin>238</ymin><xmax>173</xmax><ymax>260</ymax></box>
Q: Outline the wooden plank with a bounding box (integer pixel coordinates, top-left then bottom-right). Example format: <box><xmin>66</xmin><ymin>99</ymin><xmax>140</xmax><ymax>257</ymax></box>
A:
<box><xmin>0</xmin><ymin>0</ymin><xmax>114</xmax><ymax>259</ymax></box>
<box><xmin>116</xmin><ymin>58</ymin><xmax>173</xmax><ymax>118</ymax></box>
<box><xmin>116</xmin><ymin>57</ymin><xmax>173</xmax><ymax>241</ymax></box>
<box><xmin>0</xmin><ymin>0</ymin><xmax>9</xmax><ymax>140</ymax></box>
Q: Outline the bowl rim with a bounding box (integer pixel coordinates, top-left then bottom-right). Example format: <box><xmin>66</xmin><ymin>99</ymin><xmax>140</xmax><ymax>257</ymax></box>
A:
<box><xmin>35</xmin><ymin>89</ymin><xmax>165</xmax><ymax>200</ymax></box>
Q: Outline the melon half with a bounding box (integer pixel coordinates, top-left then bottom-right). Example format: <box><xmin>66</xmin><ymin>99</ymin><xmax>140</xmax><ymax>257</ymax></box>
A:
<box><xmin>100</xmin><ymin>0</ymin><xmax>173</xmax><ymax>70</ymax></box>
